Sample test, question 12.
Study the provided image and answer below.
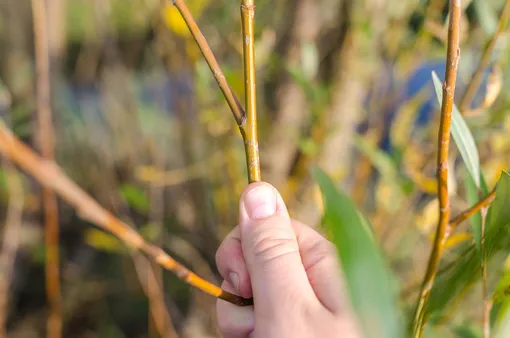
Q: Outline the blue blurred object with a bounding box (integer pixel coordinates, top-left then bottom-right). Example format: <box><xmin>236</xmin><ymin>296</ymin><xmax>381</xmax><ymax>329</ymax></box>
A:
<box><xmin>374</xmin><ymin>59</ymin><xmax>491</xmax><ymax>152</ymax></box>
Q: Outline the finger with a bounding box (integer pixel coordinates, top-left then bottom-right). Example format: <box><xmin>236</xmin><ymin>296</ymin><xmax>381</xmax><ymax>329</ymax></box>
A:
<box><xmin>215</xmin><ymin>226</ymin><xmax>252</xmax><ymax>298</ymax></box>
<box><xmin>292</xmin><ymin>220</ymin><xmax>347</xmax><ymax>313</ymax></box>
<box><xmin>239</xmin><ymin>182</ymin><xmax>317</xmax><ymax>313</ymax></box>
<box><xmin>216</xmin><ymin>219</ymin><xmax>347</xmax><ymax>314</ymax></box>
<box><xmin>216</xmin><ymin>280</ymin><xmax>254</xmax><ymax>338</ymax></box>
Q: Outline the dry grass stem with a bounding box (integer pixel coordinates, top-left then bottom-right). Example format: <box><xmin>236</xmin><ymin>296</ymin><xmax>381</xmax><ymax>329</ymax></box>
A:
<box><xmin>132</xmin><ymin>252</ymin><xmax>178</xmax><ymax>338</ymax></box>
<box><xmin>146</xmin><ymin>147</ymin><xmax>174</xmax><ymax>338</ymax></box>
<box><xmin>31</xmin><ymin>0</ymin><xmax>62</xmax><ymax>336</ymax></box>
<box><xmin>0</xmin><ymin>163</ymin><xmax>24</xmax><ymax>338</ymax></box>
<box><xmin>0</xmin><ymin>122</ymin><xmax>253</xmax><ymax>307</ymax></box>
<box><xmin>459</xmin><ymin>0</ymin><xmax>510</xmax><ymax>112</ymax></box>
<box><xmin>412</xmin><ymin>1</ymin><xmax>462</xmax><ymax>336</ymax></box>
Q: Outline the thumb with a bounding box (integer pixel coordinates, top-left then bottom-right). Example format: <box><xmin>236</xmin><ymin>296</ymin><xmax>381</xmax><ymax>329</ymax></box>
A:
<box><xmin>239</xmin><ymin>182</ymin><xmax>316</xmax><ymax>311</ymax></box>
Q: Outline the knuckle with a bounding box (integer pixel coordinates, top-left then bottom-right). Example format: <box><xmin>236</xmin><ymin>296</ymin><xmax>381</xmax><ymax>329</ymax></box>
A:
<box><xmin>304</xmin><ymin>238</ymin><xmax>338</xmax><ymax>273</ymax></box>
<box><xmin>250</xmin><ymin>220</ymin><xmax>299</xmax><ymax>263</ymax></box>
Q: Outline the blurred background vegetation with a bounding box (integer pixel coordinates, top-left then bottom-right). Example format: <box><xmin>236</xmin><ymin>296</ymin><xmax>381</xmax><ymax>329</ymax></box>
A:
<box><xmin>0</xmin><ymin>0</ymin><xmax>509</xmax><ymax>337</ymax></box>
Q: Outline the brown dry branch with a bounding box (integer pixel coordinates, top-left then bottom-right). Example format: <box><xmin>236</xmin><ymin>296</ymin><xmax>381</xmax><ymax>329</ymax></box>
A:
<box><xmin>0</xmin><ymin>162</ymin><xmax>24</xmax><ymax>338</ymax></box>
<box><xmin>0</xmin><ymin>122</ymin><xmax>252</xmax><ymax>307</ymax></box>
<box><xmin>147</xmin><ymin>144</ymin><xmax>175</xmax><ymax>338</ymax></box>
<box><xmin>132</xmin><ymin>252</ymin><xmax>178</xmax><ymax>338</ymax></box>
<box><xmin>412</xmin><ymin>1</ymin><xmax>462</xmax><ymax>337</ymax></box>
<box><xmin>459</xmin><ymin>0</ymin><xmax>510</xmax><ymax>112</ymax></box>
<box><xmin>31</xmin><ymin>0</ymin><xmax>62</xmax><ymax>337</ymax></box>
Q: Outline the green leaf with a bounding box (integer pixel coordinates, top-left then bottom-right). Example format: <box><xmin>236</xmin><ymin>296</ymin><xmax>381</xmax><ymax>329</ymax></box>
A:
<box><xmin>311</xmin><ymin>167</ymin><xmax>403</xmax><ymax>338</ymax></box>
<box><xmin>465</xmin><ymin>171</ymin><xmax>490</xmax><ymax>253</ymax></box>
<box><xmin>494</xmin><ymin>305</ymin><xmax>510</xmax><ymax>338</ymax></box>
<box><xmin>298</xmin><ymin>138</ymin><xmax>320</xmax><ymax>157</ymax></box>
<box><xmin>431</xmin><ymin>72</ymin><xmax>481</xmax><ymax>188</ymax></box>
<box><xmin>427</xmin><ymin>172</ymin><xmax>510</xmax><ymax>318</ymax></box>
<box><xmin>119</xmin><ymin>184</ymin><xmax>150</xmax><ymax>214</ymax></box>
<box><xmin>465</xmin><ymin>174</ymin><xmax>483</xmax><ymax>252</ymax></box>
<box><xmin>473</xmin><ymin>0</ymin><xmax>498</xmax><ymax>36</ymax></box>
<box><xmin>300</xmin><ymin>42</ymin><xmax>319</xmax><ymax>80</ymax></box>
<box><xmin>485</xmin><ymin>172</ymin><xmax>510</xmax><ymax>255</ymax></box>
<box><xmin>480</xmin><ymin>173</ymin><xmax>490</xmax><ymax>196</ymax></box>
<box><xmin>492</xmin><ymin>269</ymin><xmax>510</xmax><ymax>304</ymax></box>
<box><xmin>354</xmin><ymin>134</ymin><xmax>399</xmax><ymax>179</ymax></box>
<box><xmin>492</xmin><ymin>296</ymin><xmax>510</xmax><ymax>333</ymax></box>
<box><xmin>452</xmin><ymin>321</ymin><xmax>482</xmax><ymax>338</ymax></box>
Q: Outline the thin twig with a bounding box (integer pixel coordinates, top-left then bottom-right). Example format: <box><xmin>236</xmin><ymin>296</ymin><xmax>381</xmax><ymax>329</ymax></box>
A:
<box><xmin>135</xmin><ymin>151</ymin><xmax>224</xmax><ymax>187</ymax></box>
<box><xmin>459</xmin><ymin>0</ymin><xmax>510</xmax><ymax>112</ymax></box>
<box><xmin>167</xmin><ymin>0</ymin><xmax>261</xmax><ymax>183</ymax></box>
<box><xmin>147</xmin><ymin>143</ymin><xmax>175</xmax><ymax>338</ymax></box>
<box><xmin>0</xmin><ymin>163</ymin><xmax>24</xmax><ymax>338</ymax></box>
<box><xmin>401</xmin><ymin>189</ymin><xmax>498</xmax><ymax>301</ymax></box>
<box><xmin>240</xmin><ymin>0</ymin><xmax>261</xmax><ymax>183</ymax></box>
<box><xmin>412</xmin><ymin>1</ymin><xmax>462</xmax><ymax>337</ymax></box>
<box><xmin>31</xmin><ymin>0</ymin><xmax>62</xmax><ymax>337</ymax></box>
<box><xmin>169</xmin><ymin>0</ymin><xmax>245</xmax><ymax>125</ymax></box>
<box><xmin>448</xmin><ymin>188</ymin><xmax>496</xmax><ymax>232</ymax></box>
<box><xmin>0</xmin><ymin>122</ymin><xmax>253</xmax><ymax>307</ymax></box>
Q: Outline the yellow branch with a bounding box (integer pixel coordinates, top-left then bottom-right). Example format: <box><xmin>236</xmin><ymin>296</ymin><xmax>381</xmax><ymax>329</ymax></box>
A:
<box><xmin>241</xmin><ymin>0</ymin><xmax>261</xmax><ymax>183</ymax></box>
<box><xmin>412</xmin><ymin>1</ymin><xmax>462</xmax><ymax>336</ymax></box>
<box><xmin>0</xmin><ymin>122</ymin><xmax>253</xmax><ymax>307</ymax></box>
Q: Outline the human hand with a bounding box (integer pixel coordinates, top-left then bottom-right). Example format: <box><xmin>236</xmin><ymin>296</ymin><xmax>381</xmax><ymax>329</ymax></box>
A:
<box><xmin>215</xmin><ymin>182</ymin><xmax>361</xmax><ymax>338</ymax></box>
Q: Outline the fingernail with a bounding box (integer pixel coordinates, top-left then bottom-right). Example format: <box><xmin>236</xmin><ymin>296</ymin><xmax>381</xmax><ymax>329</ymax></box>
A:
<box><xmin>243</xmin><ymin>185</ymin><xmax>276</xmax><ymax>219</ymax></box>
<box><xmin>229</xmin><ymin>272</ymin><xmax>240</xmax><ymax>293</ymax></box>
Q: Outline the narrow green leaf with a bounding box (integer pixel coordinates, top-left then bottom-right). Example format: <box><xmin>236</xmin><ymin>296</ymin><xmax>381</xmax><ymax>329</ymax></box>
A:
<box><xmin>485</xmin><ymin>172</ymin><xmax>510</xmax><ymax>255</ymax></box>
<box><xmin>427</xmin><ymin>172</ymin><xmax>510</xmax><ymax>318</ymax></box>
<box><xmin>311</xmin><ymin>167</ymin><xmax>403</xmax><ymax>338</ymax></box>
<box><xmin>353</xmin><ymin>134</ymin><xmax>398</xmax><ymax>179</ymax></box>
<box><xmin>353</xmin><ymin>134</ymin><xmax>411</xmax><ymax>204</ymax></box>
<box><xmin>431</xmin><ymin>71</ymin><xmax>481</xmax><ymax>188</ymax></box>
<box><xmin>119</xmin><ymin>184</ymin><xmax>150</xmax><ymax>214</ymax></box>
<box><xmin>494</xmin><ymin>307</ymin><xmax>510</xmax><ymax>338</ymax></box>
<box><xmin>480</xmin><ymin>173</ymin><xmax>490</xmax><ymax>196</ymax></box>
<box><xmin>465</xmin><ymin>174</ymin><xmax>483</xmax><ymax>252</ymax></box>
<box><xmin>473</xmin><ymin>0</ymin><xmax>498</xmax><ymax>36</ymax></box>
<box><xmin>492</xmin><ymin>297</ymin><xmax>510</xmax><ymax>333</ymax></box>
<box><xmin>492</xmin><ymin>270</ymin><xmax>510</xmax><ymax>304</ymax></box>
<box><xmin>452</xmin><ymin>322</ymin><xmax>482</xmax><ymax>338</ymax></box>
<box><xmin>465</xmin><ymin>171</ymin><xmax>490</xmax><ymax>253</ymax></box>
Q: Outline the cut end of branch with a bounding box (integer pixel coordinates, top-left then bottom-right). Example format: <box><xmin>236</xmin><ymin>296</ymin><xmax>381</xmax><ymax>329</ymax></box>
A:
<box><xmin>241</xmin><ymin>0</ymin><xmax>255</xmax><ymax>7</ymax></box>
<box><xmin>219</xmin><ymin>290</ymin><xmax>254</xmax><ymax>307</ymax></box>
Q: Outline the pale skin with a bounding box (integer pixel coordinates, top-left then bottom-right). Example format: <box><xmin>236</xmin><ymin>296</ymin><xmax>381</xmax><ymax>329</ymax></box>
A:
<box><xmin>215</xmin><ymin>182</ymin><xmax>361</xmax><ymax>338</ymax></box>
